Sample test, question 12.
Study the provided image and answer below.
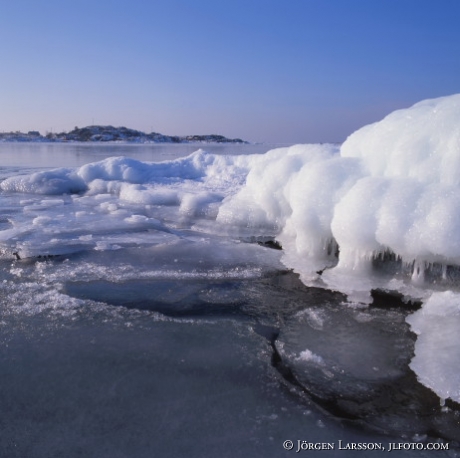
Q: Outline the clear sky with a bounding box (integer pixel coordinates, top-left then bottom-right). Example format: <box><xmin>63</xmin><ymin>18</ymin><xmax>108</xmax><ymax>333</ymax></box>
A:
<box><xmin>1</xmin><ymin>0</ymin><xmax>460</xmax><ymax>143</ymax></box>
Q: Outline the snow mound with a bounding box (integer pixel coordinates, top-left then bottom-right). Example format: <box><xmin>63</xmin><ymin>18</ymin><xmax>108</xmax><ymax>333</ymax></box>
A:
<box><xmin>341</xmin><ymin>95</ymin><xmax>460</xmax><ymax>185</ymax></box>
<box><xmin>219</xmin><ymin>94</ymin><xmax>460</xmax><ymax>294</ymax></box>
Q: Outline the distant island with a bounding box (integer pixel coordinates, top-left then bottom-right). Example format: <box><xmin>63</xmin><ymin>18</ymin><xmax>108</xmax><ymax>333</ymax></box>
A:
<box><xmin>0</xmin><ymin>125</ymin><xmax>247</xmax><ymax>144</ymax></box>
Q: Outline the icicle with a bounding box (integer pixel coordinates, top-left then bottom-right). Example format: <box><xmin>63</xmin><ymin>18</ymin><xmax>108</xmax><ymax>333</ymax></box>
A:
<box><xmin>442</xmin><ymin>264</ymin><xmax>448</xmax><ymax>281</ymax></box>
<box><xmin>411</xmin><ymin>260</ymin><xmax>425</xmax><ymax>285</ymax></box>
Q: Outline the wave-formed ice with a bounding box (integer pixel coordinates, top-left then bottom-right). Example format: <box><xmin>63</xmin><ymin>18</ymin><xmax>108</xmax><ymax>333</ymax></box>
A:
<box><xmin>1</xmin><ymin>150</ymin><xmax>253</xmax><ymax>195</ymax></box>
<box><xmin>220</xmin><ymin>94</ymin><xmax>460</xmax><ymax>291</ymax></box>
<box><xmin>217</xmin><ymin>144</ymin><xmax>363</xmax><ymax>278</ymax></box>
<box><xmin>0</xmin><ymin>150</ymin><xmax>259</xmax><ymax>259</ymax></box>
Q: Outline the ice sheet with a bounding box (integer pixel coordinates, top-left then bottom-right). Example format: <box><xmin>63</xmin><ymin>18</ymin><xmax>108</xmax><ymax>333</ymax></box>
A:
<box><xmin>2</xmin><ymin>95</ymin><xmax>460</xmax><ymax>409</ymax></box>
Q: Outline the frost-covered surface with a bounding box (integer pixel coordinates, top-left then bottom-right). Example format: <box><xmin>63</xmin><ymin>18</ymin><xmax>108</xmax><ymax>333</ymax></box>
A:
<box><xmin>2</xmin><ymin>94</ymin><xmax>460</xmax><ymax>414</ymax></box>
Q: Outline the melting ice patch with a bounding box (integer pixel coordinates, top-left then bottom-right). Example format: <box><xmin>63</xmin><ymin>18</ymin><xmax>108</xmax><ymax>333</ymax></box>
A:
<box><xmin>406</xmin><ymin>291</ymin><xmax>460</xmax><ymax>404</ymax></box>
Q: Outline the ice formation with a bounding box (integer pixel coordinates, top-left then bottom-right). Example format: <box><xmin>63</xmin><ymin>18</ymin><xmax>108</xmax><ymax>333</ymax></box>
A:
<box><xmin>220</xmin><ymin>95</ymin><xmax>460</xmax><ymax>286</ymax></box>
<box><xmin>2</xmin><ymin>94</ymin><xmax>460</xmax><ymax>404</ymax></box>
<box><xmin>2</xmin><ymin>95</ymin><xmax>460</xmax><ymax>291</ymax></box>
<box><xmin>406</xmin><ymin>291</ymin><xmax>460</xmax><ymax>404</ymax></box>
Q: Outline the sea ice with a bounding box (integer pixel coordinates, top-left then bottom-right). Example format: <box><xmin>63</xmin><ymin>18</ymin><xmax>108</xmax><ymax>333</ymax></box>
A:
<box><xmin>2</xmin><ymin>94</ymin><xmax>460</xmax><ymax>409</ymax></box>
<box><xmin>406</xmin><ymin>291</ymin><xmax>460</xmax><ymax>404</ymax></box>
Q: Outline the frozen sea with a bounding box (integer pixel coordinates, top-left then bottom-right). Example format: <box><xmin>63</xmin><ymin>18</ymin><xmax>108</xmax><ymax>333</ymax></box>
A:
<box><xmin>1</xmin><ymin>103</ymin><xmax>460</xmax><ymax>458</ymax></box>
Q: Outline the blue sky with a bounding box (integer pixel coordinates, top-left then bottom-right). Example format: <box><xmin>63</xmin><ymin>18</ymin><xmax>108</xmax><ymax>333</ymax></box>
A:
<box><xmin>1</xmin><ymin>0</ymin><xmax>459</xmax><ymax>143</ymax></box>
